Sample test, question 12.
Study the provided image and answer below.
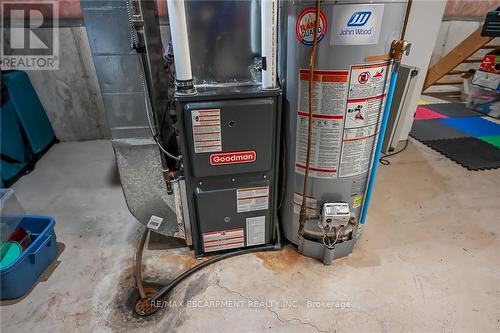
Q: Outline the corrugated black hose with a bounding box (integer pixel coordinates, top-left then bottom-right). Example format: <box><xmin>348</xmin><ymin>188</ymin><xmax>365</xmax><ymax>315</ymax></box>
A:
<box><xmin>150</xmin><ymin>223</ymin><xmax>282</xmax><ymax>303</ymax></box>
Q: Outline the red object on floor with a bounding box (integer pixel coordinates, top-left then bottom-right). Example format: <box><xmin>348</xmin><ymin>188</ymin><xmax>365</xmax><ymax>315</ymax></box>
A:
<box><xmin>414</xmin><ymin>106</ymin><xmax>448</xmax><ymax>120</ymax></box>
<box><xmin>8</xmin><ymin>228</ymin><xmax>31</xmax><ymax>250</ymax></box>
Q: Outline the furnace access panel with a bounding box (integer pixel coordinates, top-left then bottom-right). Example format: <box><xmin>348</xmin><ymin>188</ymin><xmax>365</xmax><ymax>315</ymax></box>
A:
<box><xmin>175</xmin><ymin>88</ymin><xmax>282</xmax><ymax>256</ymax></box>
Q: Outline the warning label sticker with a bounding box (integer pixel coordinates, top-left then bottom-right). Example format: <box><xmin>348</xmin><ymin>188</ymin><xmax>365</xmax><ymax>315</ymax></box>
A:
<box><xmin>295</xmin><ymin>70</ymin><xmax>349</xmax><ymax>179</ymax></box>
<box><xmin>203</xmin><ymin>228</ymin><xmax>244</xmax><ymax>252</ymax></box>
<box><xmin>350</xmin><ymin>174</ymin><xmax>368</xmax><ymax>208</ymax></box>
<box><xmin>339</xmin><ymin>120</ymin><xmax>378</xmax><ymax>177</ymax></box>
<box><xmin>293</xmin><ymin>192</ymin><xmax>318</xmax><ymax>217</ymax></box>
<box><xmin>348</xmin><ymin>63</ymin><xmax>389</xmax><ymax>100</ymax></box>
<box><xmin>191</xmin><ymin>109</ymin><xmax>222</xmax><ymax>153</ymax></box>
<box><xmin>339</xmin><ymin>62</ymin><xmax>390</xmax><ymax>178</ymax></box>
<box><xmin>236</xmin><ymin>186</ymin><xmax>269</xmax><ymax>213</ymax></box>
<box><xmin>353</xmin><ymin>194</ymin><xmax>364</xmax><ymax>209</ymax></box>
<box><xmin>246</xmin><ymin>216</ymin><xmax>266</xmax><ymax>246</ymax></box>
<box><xmin>345</xmin><ymin>94</ymin><xmax>386</xmax><ymax>129</ymax></box>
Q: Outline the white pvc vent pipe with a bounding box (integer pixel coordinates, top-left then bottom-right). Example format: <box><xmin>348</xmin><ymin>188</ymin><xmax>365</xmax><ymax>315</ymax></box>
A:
<box><xmin>166</xmin><ymin>0</ymin><xmax>192</xmax><ymax>83</ymax></box>
<box><xmin>261</xmin><ymin>0</ymin><xmax>278</xmax><ymax>90</ymax></box>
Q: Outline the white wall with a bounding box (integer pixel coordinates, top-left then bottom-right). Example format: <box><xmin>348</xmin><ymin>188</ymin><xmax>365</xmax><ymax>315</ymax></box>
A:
<box><xmin>430</xmin><ymin>20</ymin><xmax>482</xmax><ymax>66</ymax></box>
<box><xmin>398</xmin><ymin>0</ymin><xmax>447</xmax><ymax>141</ymax></box>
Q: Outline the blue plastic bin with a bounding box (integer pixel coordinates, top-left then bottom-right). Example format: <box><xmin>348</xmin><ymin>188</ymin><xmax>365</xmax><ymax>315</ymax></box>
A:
<box><xmin>0</xmin><ymin>216</ymin><xmax>57</xmax><ymax>300</ymax></box>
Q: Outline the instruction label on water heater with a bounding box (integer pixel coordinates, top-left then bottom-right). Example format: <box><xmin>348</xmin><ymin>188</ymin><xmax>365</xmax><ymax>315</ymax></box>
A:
<box><xmin>339</xmin><ymin>62</ymin><xmax>391</xmax><ymax>178</ymax></box>
<box><xmin>293</xmin><ymin>192</ymin><xmax>318</xmax><ymax>217</ymax></box>
<box><xmin>330</xmin><ymin>4</ymin><xmax>384</xmax><ymax>46</ymax></box>
<box><xmin>191</xmin><ymin>109</ymin><xmax>222</xmax><ymax>153</ymax></box>
<box><xmin>295</xmin><ymin>69</ymin><xmax>349</xmax><ymax>179</ymax></box>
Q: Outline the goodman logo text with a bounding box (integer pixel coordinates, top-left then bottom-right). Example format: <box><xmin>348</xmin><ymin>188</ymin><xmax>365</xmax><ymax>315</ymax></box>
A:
<box><xmin>210</xmin><ymin>151</ymin><xmax>256</xmax><ymax>166</ymax></box>
<box><xmin>340</xmin><ymin>11</ymin><xmax>373</xmax><ymax>36</ymax></box>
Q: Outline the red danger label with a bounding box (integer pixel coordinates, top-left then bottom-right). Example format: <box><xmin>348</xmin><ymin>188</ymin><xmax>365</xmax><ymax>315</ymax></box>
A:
<box><xmin>210</xmin><ymin>151</ymin><xmax>256</xmax><ymax>166</ymax></box>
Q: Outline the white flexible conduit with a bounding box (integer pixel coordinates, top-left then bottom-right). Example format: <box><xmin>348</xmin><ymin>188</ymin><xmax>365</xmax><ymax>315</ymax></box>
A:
<box><xmin>261</xmin><ymin>0</ymin><xmax>278</xmax><ymax>90</ymax></box>
<box><xmin>166</xmin><ymin>0</ymin><xmax>193</xmax><ymax>84</ymax></box>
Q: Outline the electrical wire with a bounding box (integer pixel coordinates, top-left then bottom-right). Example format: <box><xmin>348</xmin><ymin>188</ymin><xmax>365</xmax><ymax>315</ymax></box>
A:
<box><xmin>139</xmin><ymin>58</ymin><xmax>182</xmax><ymax>162</ymax></box>
<box><xmin>379</xmin><ymin>139</ymin><xmax>409</xmax><ymax>165</ymax></box>
<box><xmin>128</xmin><ymin>0</ymin><xmax>181</xmax><ymax>162</ymax></box>
<box><xmin>298</xmin><ymin>0</ymin><xmax>321</xmax><ymax>236</ymax></box>
<box><xmin>322</xmin><ymin>230</ymin><xmax>339</xmax><ymax>250</ymax></box>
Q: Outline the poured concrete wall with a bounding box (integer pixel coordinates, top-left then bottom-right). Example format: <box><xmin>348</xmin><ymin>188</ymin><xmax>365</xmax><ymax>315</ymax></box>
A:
<box><xmin>26</xmin><ymin>26</ymin><xmax>110</xmax><ymax>141</ymax></box>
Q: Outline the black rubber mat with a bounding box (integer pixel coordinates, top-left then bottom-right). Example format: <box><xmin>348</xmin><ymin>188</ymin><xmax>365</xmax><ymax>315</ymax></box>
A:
<box><xmin>423</xmin><ymin>137</ymin><xmax>500</xmax><ymax>170</ymax></box>
<box><xmin>409</xmin><ymin>119</ymin><xmax>469</xmax><ymax>142</ymax></box>
<box><xmin>424</xmin><ymin>103</ymin><xmax>482</xmax><ymax>118</ymax></box>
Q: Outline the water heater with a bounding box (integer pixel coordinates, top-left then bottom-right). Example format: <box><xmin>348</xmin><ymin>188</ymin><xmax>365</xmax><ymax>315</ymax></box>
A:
<box><xmin>279</xmin><ymin>0</ymin><xmax>407</xmax><ymax>263</ymax></box>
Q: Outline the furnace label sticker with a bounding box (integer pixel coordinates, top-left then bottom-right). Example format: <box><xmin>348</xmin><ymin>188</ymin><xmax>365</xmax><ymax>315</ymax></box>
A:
<box><xmin>203</xmin><ymin>228</ymin><xmax>244</xmax><ymax>252</ymax></box>
<box><xmin>236</xmin><ymin>186</ymin><xmax>269</xmax><ymax>213</ymax></box>
<box><xmin>295</xmin><ymin>70</ymin><xmax>349</xmax><ymax>179</ymax></box>
<box><xmin>339</xmin><ymin>62</ymin><xmax>390</xmax><ymax>178</ymax></box>
<box><xmin>293</xmin><ymin>192</ymin><xmax>318</xmax><ymax>217</ymax></box>
<box><xmin>296</xmin><ymin>8</ymin><xmax>328</xmax><ymax>46</ymax></box>
<box><xmin>246</xmin><ymin>216</ymin><xmax>266</xmax><ymax>246</ymax></box>
<box><xmin>191</xmin><ymin>109</ymin><xmax>222</xmax><ymax>153</ymax></box>
<box><xmin>330</xmin><ymin>4</ymin><xmax>384</xmax><ymax>46</ymax></box>
<box><xmin>146</xmin><ymin>215</ymin><xmax>163</xmax><ymax>231</ymax></box>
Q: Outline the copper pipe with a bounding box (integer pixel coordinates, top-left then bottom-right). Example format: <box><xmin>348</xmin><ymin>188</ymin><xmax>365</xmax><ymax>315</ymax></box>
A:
<box><xmin>298</xmin><ymin>0</ymin><xmax>321</xmax><ymax>237</ymax></box>
<box><xmin>400</xmin><ymin>0</ymin><xmax>412</xmax><ymax>40</ymax></box>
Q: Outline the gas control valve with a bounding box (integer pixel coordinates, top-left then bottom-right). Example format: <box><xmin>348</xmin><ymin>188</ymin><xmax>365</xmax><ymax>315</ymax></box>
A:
<box><xmin>320</xmin><ymin>202</ymin><xmax>351</xmax><ymax>229</ymax></box>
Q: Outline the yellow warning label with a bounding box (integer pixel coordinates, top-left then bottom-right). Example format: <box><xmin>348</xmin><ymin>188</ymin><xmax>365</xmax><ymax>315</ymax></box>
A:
<box><xmin>353</xmin><ymin>194</ymin><xmax>364</xmax><ymax>209</ymax></box>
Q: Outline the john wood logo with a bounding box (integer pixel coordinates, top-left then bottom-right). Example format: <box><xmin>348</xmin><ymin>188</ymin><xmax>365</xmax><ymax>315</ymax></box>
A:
<box><xmin>347</xmin><ymin>11</ymin><xmax>372</xmax><ymax>27</ymax></box>
<box><xmin>1</xmin><ymin>1</ymin><xmax>59</xmax><ymax>70</ymax></box>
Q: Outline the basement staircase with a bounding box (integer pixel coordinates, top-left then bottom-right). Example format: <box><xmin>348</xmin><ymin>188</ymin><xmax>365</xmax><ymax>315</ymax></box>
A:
<box><xmin>423</xmin><ymin>25</ymin><xmax>498</xmax><ymax>94</ymax></box>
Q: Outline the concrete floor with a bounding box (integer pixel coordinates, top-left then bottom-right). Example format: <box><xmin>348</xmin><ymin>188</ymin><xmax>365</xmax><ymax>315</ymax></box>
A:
<box><xmin>1</xmin><ymin>139</ymin><xmax>499</xmax><ymax>332</ymax></box>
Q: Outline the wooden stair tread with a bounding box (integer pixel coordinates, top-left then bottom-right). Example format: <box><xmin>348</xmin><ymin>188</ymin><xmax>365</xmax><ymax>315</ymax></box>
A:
<box><xmin>447</xmin><ymin>70</ymin><xmax>471</xmax><ymax>75</ymax></box>
<box><xmin>463</xmin><ymin>58</ymin><xmax>483</xmax><ymax>63</ymax></box>
<box><xmin>423</xmin><ymin>25</ymin><xmax>492</xmax><ymax>90</ymax></box>
<box><xmin>433</xmin><ymin>80</ymin><xmax>464</xmax><ymax>85</ymax></box>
